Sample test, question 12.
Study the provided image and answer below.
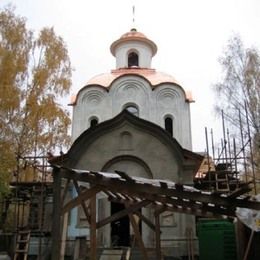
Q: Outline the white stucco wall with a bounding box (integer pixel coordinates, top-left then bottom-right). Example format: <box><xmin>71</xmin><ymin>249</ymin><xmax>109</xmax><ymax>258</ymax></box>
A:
<box><xmin>114</xmin><ymin>41</ymin><xmax>153</xmax><ymax>68</ymax></box>
<box><xmin>69</xmin><ymin>30</ymin><xmax>196</xmax><ymax>257</ymax></box>
<box><xmin>72</xmin><ymin>75</ymin><xmax>192</xmax><ymax>150</ymax></box>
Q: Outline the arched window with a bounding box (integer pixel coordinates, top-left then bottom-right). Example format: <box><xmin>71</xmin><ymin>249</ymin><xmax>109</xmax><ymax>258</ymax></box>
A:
<box><xmin>124</xmin><ymin>104</ymin><xmax>139</xmax><ymax>117</ymax></box>
<box><xmin>128</xmin><ymin>52</ymin><xmax>139</xmax><ymax>67</ymax></box>
<box><xmin>165</xmin><ymin>117</ymin><xmax>173</xmax><ymax>136</ymax></box>
<box><xmin>90</xmin><ymin>117</ymin><xmax>98</xmax><ymax>127</ymax></box>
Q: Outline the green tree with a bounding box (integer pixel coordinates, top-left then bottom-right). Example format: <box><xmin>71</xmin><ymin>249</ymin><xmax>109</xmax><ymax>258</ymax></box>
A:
<box><xmin>0</xmin><ymin>6</ymin><xmax>72</xmax><ymax>198</ymax></box>
<box><xmin>213</xmin><ymin>35</ymin><xmax>260</xmax><ymax>192</ymax></box>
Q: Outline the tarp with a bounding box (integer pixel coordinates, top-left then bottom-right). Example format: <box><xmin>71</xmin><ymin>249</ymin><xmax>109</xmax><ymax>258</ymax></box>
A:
<box><xmin>236</xmin><ymin>194</ymin><xmax>260</xmax><ymax>232</ymax></box>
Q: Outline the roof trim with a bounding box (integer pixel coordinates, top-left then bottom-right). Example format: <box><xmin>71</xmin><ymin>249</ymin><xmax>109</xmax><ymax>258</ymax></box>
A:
<box><xmin>51</xmin><ymin>110</ymin><xmax>203</xmax><ymax>171</ymax></box>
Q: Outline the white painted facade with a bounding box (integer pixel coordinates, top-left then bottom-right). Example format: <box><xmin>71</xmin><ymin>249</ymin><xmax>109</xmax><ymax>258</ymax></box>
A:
<box><xmin>67</xmin><ymin>29</ymin><xmax>198</xmax><ymax>256</ymax></box>
<box><xmin>114</xmin><ymin>42</ymin><xmax>153</xmax><ymax>68</ymax></box>
<box><xmin>71</xmin><ymin>29</ymin><xmax>193</xmax><ymax>149</ymax></box>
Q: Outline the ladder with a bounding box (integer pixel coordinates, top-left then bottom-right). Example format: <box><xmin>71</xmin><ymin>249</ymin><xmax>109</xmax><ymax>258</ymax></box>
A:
<box><xmin>29</xmin><ymin>186</ymin><xmax>45</xmax><ymax>230</ymax></box>
<box><xmin>14</xmin><ymin>230</ymin><xmax>31</xmax><ymax>260</ymax></box>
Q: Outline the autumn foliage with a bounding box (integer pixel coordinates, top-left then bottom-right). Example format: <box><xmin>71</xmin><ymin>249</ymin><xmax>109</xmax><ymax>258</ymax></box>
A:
<box><xmin>0</xmin><ymin>6</ymin><xmax>72</xmax><ymax>197</ymax></box>
<box><xmin>213</xmin><ymin>35</ymin><xmax>260</xmax><ymax>192</ymax></box>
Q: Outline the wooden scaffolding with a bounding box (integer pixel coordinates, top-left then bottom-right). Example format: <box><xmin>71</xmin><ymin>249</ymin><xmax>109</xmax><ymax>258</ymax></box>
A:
<box><xmin>50</xmin><ymin>165</ymin><xmax>260</xmax><ymax>260</ymax></box>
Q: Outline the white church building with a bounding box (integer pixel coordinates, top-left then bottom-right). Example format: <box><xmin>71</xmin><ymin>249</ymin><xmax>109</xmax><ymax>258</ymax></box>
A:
<box><xmin>71</xmin><ymin>28</ymin><xmax>193</xmax><ymax>149</ymax></box>
<box><xmin>61</xmin><ymin>28</ymin><xmax>202</xmax><ymax>258</ymax></box>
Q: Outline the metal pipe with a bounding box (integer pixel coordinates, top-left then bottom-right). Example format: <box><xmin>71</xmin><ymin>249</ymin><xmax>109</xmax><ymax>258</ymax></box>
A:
<box><xmin>239</xmin><ymin>109</ymin><xmax>248</xmax><ymax>183</ymax></box>
<box><xmin>245</xmin><ymin>103</ymin><xmax>257</xmax><ymax>194</ymax></box>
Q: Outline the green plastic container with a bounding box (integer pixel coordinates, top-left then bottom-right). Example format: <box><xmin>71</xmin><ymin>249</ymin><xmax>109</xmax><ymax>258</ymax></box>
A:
<box><xmin>197</xmin><ymin>219</ymin><xmax>237</xmax><ymax>260</ymax></box>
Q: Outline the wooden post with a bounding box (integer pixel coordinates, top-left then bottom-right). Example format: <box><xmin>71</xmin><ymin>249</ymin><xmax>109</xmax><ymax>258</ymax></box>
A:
<box><xmin>236</xmin><ymin>219</ymin><xmax>246</xmax><ymax>260</ymax></box>
<box><xmin>90</xmin><ymin>193</ymin><xmax>97</xmax><ymax>260</ymax></box>
<box><xmin>154</xmin><ymin>212</ymin><xmax>162</xmax><ymax>260</ymax></box>
<box><xmin>243</xmin><ymin>229</ymin><xmax>254</xmax><ymax>260</ymax></box>
<box><xmin>51</xmin><ymin>167</ymin><xmax>62</xmax><ymax>260</ymax></box>
<box><xmin>60</xmin><ymin>212</ymin><xmax>68</xmax><ymax>260</ymax></box>
<box><xmin>128</xmin><ymin>213</ymin><xmax>148</xmax><ymax>260</ymax></box>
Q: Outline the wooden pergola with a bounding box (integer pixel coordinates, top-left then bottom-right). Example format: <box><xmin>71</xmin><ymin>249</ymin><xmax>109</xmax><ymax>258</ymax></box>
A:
<box><xmin>51</xmin><ymin>165</ymin><xmax>260</xmax><ymax>260</ymax></box>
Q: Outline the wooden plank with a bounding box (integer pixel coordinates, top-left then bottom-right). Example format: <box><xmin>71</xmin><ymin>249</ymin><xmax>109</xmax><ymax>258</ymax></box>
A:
<box><xmin>59</xmin><ymin>168</ymin><xmax>260</xmax><ymax>216</ymax></box>
<box><xmin>51</xmin><ymin>167</ymin><xmax>62</xmax><ymax>260</ymax></box>
<box><xmin>243</xmin><ymin>229</ymin><xmax>254</xmax><ymax>260</ymax></box>
<box><xmin>150</xmin><ymin>195</ymin><xmax>235</xmax><ymax>216</ymax></box>
<box><xmin>128</xmin><ymin>212</ymin><xmax>148</xmax><ymax>260</ymax></box>
<box><xmin>60</xmin><ymin>168</ymin><xmax>260</xmax><ymax>211</ymax></box>
<box><xmin>97</xmin><ymin>200</ymin><xmax>150</xmax><ymax>229</ymax></box>
<box><xmin>134</xmin><ymin>210</ymin><xmax>157</xmax><ymax>232</ymax></box>
<box><xmin>73</xmin><ymin>179</ymin><xmax>91</xmax><ymax>223</ymax></box>
<box><xmin>62</xmin><ymin>185</ymin><xmax>102</xmax><ymax>214</ymax></box>
<box><xmin>154</xmin><ymin>212</ymin><xmax>162</xmax><ymax>260</ymax></box>
<box><xmin>228</xmin><ymin>185</ymin><xmax>251</xmax><ymax>198</ymax></box>
<box><xmin>61</xmin><ymin>178</ymin><xmax>71</xmax><ymax>206</ymax></box>
<box><xmin>60</xmin><ymin>212</ymin><xmax>68</xmax><ymax>260</ymax></box>
<box><xmin>99</xmin><ymin>249</ymin><xmax>123</xmax><ymax>260</ymax></box>
<box><xmin>115</xmin><ymin>170</ymin><xmax>134</xmax><ymax>183</ymax></box>
<box><xmin>90</xmin><ymin>193</ymin><xmax>97</xmax><ymax>260</ymax></box>
<box><xmin>160</xmin><ymin>205</ymin><xmax>222</xmax><ymax>218</ymax></box>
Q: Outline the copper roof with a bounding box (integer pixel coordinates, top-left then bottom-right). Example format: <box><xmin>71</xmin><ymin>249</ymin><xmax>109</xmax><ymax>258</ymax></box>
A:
<box><xmin>70</xmin><ymin>68</ymin><xmax>194</xmax><ymax>105</ymax></box>
<box><xmin>110</xmin><ymin>28</ymin><xmax>157</xmax><ymax>56</ymax></box>
<box><xmin>87</xmin><ymin>68</ymin><xmax>180</xmax><ymax>87</ymax></box>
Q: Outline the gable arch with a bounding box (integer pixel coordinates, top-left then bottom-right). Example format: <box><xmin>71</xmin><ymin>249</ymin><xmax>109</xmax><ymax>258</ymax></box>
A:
<box><xmin>102</xmin><ymin>155</ymin><xmax>153</xmax><ymax>179</ymax></box>
<box><xmin>110</xmin><ymin>76</ymin><xmax>151</xmax><ymax>118</ymax></box>
<box><xmin>80</xmin><ymin>88</ymin><xmax>106</xmax><ymax>105</ymax></box>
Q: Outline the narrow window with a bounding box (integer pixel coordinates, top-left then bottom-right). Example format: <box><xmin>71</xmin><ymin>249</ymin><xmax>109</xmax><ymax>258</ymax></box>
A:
<box><xmin>124</xmin><ymin>105</ymin><xmax>139</xmax><ymax>117</ymax></box>
<box><xmin>128</xmin><ymin>52</ymin><xmax>139</xmax><ymax>67</ymax></box>
<box><xmin>90</xmin><ymin>118</ymin><xmax>98</xmax><ymax>127</ymax></box>
<box><xmin>165</xmin><ymin>117</ymin><xmax>173</xmax><ymax>136</ymax></box>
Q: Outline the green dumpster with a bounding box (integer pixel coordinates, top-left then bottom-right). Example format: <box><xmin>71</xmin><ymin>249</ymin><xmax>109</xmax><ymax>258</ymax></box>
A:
<box><xmin>197</xmin><ymin>219</ymin><xmax>237</xmax><ymax>260</ymax></box>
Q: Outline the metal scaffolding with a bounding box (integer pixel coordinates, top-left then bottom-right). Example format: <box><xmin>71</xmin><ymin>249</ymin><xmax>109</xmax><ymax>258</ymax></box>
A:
<box><xmin>194</xmin><ymin>107</ymin><xmax>259</xmax><ymax>195</ymax></box>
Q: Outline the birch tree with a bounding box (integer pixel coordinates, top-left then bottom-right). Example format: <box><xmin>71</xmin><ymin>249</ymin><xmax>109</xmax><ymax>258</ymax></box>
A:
<box><xmin>213</xmin><ymin>35</ymin><xmax>260</xmax><ymax>191</ymax></box>
<box><xmin>0</xmin><ymin>6</ymin><xmax>72</xmax><ymax>197</ymax></box>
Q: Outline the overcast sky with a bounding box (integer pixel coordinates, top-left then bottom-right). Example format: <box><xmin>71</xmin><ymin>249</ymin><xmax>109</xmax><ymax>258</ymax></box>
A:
<box><xmin>1</xmin><ymin>0</ymin><xmax>260</xmax><ymax>152</ymax></box>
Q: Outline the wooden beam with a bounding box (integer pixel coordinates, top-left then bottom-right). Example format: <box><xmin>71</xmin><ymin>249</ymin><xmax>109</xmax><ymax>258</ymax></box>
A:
<box><xmin>51</xmin><ymin>167</ymin><xmax>62</xmax><ymax>260</ymax></box>
<box><xmin>90</xmin><ymin>192</ymin><xmax>97</xmax><ymax>260</ymax></box>
<box><xmin>228</xmin><ymin>185</ymin><xmax>251</xmax><ymax>198</ymax></box>
<box><xmin>161</xmin><ymin>205</ymin><xmax>222</xmax><ymax>218</ymax></box>
<box><xmin>154</xmin><ymin>212</ymin><xmax>162</xmax><ymax>260</ymax></box>
<box><xmin>243</xmin><ymin>229</ymin><xmax>254</xmax><ymax>260</ymax></box>
<box><xmin>62</xmin><ymin>185</ymin><xmax>102</xmax><ymax>214</ymax></box>
<box><xmin>72</xmin><ymin>179</ymin><xmax>91</xmax><ymax>223</ymax></box>
<box><xmin>60</xmin><ymin>212</ymin><xmax>69</xmax><ymax>260</ymax></box>
<box><xmin>97</xmin><ymin>200</ymin><xmax>150</xmax><ymax>229</ymax></box>
<box><xmin>128</xmin><ymin>212</ymin><xmax>148</xmax><ymax>260</ymax></box>
<box><xmin>150</xmin><ymin>195</ymin><xmax>235</xmax><ymax>216</ymax></box>
<box><xmin>61</xmin><ymin>178</ymin><xmax>71</xmax><ymax>206</ymax></box>
<box><xmin>59</xmin><ymin>168</ymin><xmax>260</xmax><ymax>212</ymax></box>
<box><xmin>115</xmin><ymin>170</ymin><xmax>135</xmax><ymax>183</ymax></box>
<box><xmin>106</xmin><ymin>196</ymin><xmax>157</xmax><ymax>230</ymax></box>
<box><xmin>134</xmin><ymin>210</ymin><xmax>157</xmax><ymax>232</ymax></box>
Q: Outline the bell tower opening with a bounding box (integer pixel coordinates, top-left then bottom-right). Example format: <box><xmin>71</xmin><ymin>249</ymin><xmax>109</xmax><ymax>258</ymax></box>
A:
<box><xmin>128</xmin><ymin>52</ymin><xmax>139</xmax><ymax>67</ymax></box>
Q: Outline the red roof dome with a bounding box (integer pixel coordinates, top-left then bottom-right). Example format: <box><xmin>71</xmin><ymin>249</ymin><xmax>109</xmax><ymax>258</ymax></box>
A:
<box><xmin>70</xmin><ymin>69</ymin><xmax>194</xmax><ymax>106</ymax></box>
<box><xmin>86</xmin><ymin>68</ymin><xmax>180</xmax><ymax>87</ymax></box>
<box><xmin>110</xmin><ymin>28</ymin><xmax>157</xmax><ymax>56</ymax></box>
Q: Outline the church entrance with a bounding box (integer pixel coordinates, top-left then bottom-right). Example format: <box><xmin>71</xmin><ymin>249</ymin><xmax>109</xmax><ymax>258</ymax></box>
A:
<box><xmin>111</xmin><ymin>202</ymin><xmax>130</xmax><ymax>247</ymax></box>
